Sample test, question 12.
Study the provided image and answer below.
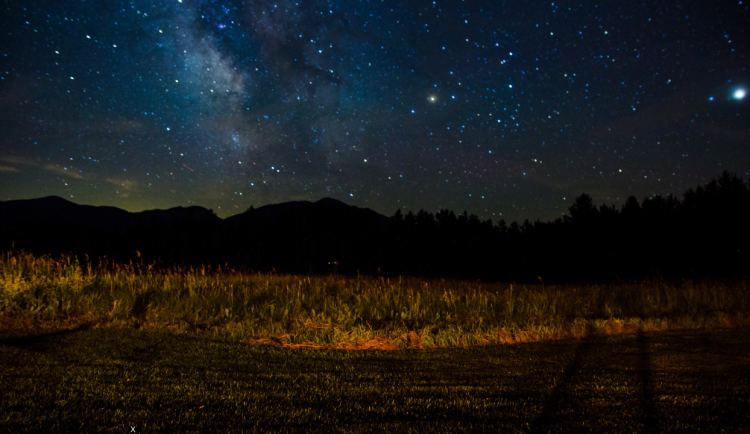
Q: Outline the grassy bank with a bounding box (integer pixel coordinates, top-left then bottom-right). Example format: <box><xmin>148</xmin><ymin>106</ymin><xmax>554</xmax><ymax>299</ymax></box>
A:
<box><xmin>1</xmin><ymin>252</ymin><xmax>748</xmax><ymax>348</ymax></box>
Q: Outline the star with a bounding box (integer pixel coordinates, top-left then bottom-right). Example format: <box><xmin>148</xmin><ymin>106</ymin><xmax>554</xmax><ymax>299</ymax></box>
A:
<box><xmin>0</xmin><ymin>0</ymin><xmax>748</xmax><ymax>224</ymax></box>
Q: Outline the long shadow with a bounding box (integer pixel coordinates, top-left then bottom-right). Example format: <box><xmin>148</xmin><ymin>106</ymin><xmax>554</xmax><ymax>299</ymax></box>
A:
<box><xmin>0</xmin><ymin>322</ymin><xmax>95</xmax><ymax>352</ymax></box>
<box><xmin>637</xmin><ymin>332</ymin><xmax>659</xmax><ymax>433</ymax></box>
<box><xmin>528</xmin><ymin>339</ymin><xmax>593</xmax><ymax>433</ymax></box>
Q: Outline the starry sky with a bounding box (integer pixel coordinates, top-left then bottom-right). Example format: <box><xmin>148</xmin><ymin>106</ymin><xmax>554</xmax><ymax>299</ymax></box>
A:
<box><xmin>1</xmin><ymin>1</ymin><xmax>748</xmax><ymax>223</ymax></box>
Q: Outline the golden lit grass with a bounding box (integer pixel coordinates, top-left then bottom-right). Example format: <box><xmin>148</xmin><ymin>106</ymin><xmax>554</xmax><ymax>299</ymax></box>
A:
<box><xmin>1</xmin><ymin>251</ymin><xmax>748</xmax><ymax>349</ymax></box>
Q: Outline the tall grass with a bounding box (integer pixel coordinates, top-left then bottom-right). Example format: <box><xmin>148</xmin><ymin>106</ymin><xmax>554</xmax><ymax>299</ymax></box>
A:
<box><xmin>1</xmin><ymin>252</ymin><xmax>748</xmax><ymax>348</ymax></box>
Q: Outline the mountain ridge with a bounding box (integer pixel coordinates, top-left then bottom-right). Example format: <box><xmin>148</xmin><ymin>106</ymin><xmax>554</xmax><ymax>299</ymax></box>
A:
<box><xmin>1</xmin><ymin>171</ymin><xmax>748</xmax><ymax>283</ymax></box>
<box><xmin>0</xmin><ymin>195</ymin><xmax>391</xmax><ymax>274</ymax></box>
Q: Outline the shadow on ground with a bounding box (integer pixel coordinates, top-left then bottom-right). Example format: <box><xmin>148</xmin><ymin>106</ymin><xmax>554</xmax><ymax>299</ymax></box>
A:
<box><xmin>0</xmin><ymin>322</ymin><xmax>96</xmax><ymax>352</ymax></box>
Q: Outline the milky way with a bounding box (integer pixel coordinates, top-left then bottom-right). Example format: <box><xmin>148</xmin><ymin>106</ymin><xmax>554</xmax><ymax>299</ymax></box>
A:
<box><xmin>1</xmin><ymin>1</ymin><xmax>748</xmax><ymax>223</ymax></box>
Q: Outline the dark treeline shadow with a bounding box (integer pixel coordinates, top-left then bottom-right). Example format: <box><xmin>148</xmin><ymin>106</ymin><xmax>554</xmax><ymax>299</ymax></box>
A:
<box><xmin>1</xmin><ymin>171</ymin><xmax>748</xmax><ymax>284</ymax></box>
<box><xmin>361</xmin><ymin>170</ymin><xmax>749</xmax><ymax>283</ymax></box>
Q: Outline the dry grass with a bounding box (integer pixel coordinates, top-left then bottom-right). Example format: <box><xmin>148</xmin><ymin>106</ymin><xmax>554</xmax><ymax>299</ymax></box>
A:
<box><xmin>1</xmin><ymin>251</ymin><xmax>748</xmax><ymax>349</ymax></box>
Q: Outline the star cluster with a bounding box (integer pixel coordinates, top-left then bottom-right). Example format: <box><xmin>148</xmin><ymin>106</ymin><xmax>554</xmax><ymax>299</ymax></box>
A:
<box><xmin>1</xmin><ymin>1</ymin><xmax>748</xmax><ymax>223</ymax></box>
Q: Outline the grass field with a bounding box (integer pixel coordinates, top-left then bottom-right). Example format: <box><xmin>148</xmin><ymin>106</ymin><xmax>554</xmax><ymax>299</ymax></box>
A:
<box><xmin>1</xmin><ymin>326</ymin><xmax>749</xmax><ymax>432</ymax></box>
<box><xmin>1</xmin><ymin>252</ymin><xmax>749</xmax><ymax>432</ymax></box>
<box><xmin>1</xmin><ymin>252</ymin><xmax>748</xmax><ymax>348</ymax></box>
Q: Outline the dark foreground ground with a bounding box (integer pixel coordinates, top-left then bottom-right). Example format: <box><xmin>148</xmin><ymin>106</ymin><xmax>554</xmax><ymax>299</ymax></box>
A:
<box><xmin>1</xmin><ymin>326</ymin><xmax>748</xmax><ymax>433</ymax></box>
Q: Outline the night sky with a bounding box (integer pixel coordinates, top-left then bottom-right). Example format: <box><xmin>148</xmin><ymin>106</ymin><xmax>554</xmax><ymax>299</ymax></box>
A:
<box><xmin>1</xmin><ymin>1</ymin><xmax>748</xmax><ymax>224</ymax></box>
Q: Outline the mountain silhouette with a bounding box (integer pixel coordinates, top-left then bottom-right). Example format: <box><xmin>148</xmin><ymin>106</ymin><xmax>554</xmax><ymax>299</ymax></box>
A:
<box><xmin>224</xmin><ymin>197</ymin><xmax>390</xmax><ymax>274</ymax></box>
<box><xmin>2</xmin><ymin>171</ymin><xmax>749</xmax><ymax>282</ymax></box>
<box><xmin>0</xmin><ymin>196</ymin><xmax>390</xmax><ymax>273</ymax></box>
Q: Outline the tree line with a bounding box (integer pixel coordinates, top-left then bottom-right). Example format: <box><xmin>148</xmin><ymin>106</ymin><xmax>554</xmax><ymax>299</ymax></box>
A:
<box><xmin>380</xmin><ymin>171</ymin><xmax>749</xmax><ymax>282</ymax></box>
<box><xmin>219</xmin><ymin>171</ymin><xmax>749</xmax><ymax>283</ymax></box>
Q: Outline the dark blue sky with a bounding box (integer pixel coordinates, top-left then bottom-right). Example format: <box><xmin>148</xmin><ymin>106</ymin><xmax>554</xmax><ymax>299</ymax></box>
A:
<box><xmin>1</xmin><ymin>0</ymin><xmax>748</xmax><ymax>223</ymax></box>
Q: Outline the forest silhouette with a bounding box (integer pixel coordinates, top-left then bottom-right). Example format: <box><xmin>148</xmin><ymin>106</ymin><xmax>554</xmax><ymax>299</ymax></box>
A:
<box><xmin>1</xmin><ymin>171</ymin><xmax>748</xmax><ymax>284</ymax></box>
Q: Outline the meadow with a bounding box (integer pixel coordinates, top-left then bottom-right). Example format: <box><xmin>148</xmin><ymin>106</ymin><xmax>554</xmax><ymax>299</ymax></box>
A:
<box><xmin>1</xmin><ymin>252</ymin><xmax>747</xmax><ymax>348</ymax></box>
<box><xmin>2</xmin><ymin>252</ymin><xmax>750</xmax><ymax>432</ymax></box>
<box><xmin>1</xmin><ymin>326</ymin><xmax>748</xmax><ymax>433</ymax></box>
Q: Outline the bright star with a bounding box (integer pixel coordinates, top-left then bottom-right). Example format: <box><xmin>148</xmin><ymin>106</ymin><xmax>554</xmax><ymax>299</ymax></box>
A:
<box><xmin>733</xmin><ymin>88</ymin><xmax>746</xmax><ymax>100</ymax></box>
